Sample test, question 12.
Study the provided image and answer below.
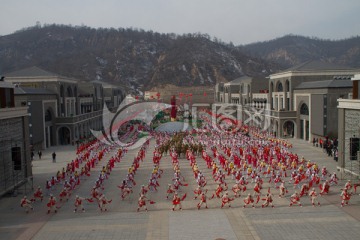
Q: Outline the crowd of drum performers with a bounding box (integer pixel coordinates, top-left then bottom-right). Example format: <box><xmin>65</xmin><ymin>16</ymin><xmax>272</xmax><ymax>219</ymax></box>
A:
<box><xmin>21</xmin><ymin>113</ymin><xmax>360</xmax><ymax>214</ymax></box>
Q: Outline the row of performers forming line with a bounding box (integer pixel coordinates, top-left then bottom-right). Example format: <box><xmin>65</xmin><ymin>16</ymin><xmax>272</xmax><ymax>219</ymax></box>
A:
<box><xmin>22</xmin><ymin>134</ymin><xmax>360</xmax><ymax>213</ymax></box>
<box><xmin>196</xmin><ymin>115</ymin><xmax>360</xmax><ymax>207</ymax></box>
<box><xmin>44</xmin><ymin>141</ymin><xmax>112</xmax><ymax>198</ymax></box>
<box><xmin>20</xmin><ymin>144</ymin><xmax>125</xmax><ymax>214</ymax></box>
<box><xmin>137</xmin><ymin>130</ymin><xmax>360</xmax><ymax>211</ymax></box>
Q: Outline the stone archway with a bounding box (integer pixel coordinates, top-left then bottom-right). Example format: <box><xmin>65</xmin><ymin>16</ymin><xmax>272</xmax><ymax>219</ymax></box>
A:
<box><xmin>298</xmin><ymin>102</ymin><xmax>310</xmax><ymax>141</ymax></box>
<box><xmin>44</xmin><ymin>107</ymin><xmax>56</xmax><ymax>148</ymax></box>
<box><xmin>58</xmin><ymin>126</ymin><xmax>71</xmax><ymax>145</ymax></box>
<box><xmin>283</xmin><ymin>120</ymin><xmax>296</xmax><ymax>138</ymax></box>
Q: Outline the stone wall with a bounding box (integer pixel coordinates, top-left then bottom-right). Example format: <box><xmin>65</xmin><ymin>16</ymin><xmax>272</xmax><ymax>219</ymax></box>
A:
<box><xmin>0</xmin><ymin>117</ymin><xmax>28</xmax><ymax>195</ymax></box>
<box><xmin>344</xmin><ymin>109</ymin><xmax>360</xmax><ymax>172</ymax></box>
<box><xmin>344</xmin><ymin>109</ymin><xmax>360</xmax><ymax>139</ymax></box>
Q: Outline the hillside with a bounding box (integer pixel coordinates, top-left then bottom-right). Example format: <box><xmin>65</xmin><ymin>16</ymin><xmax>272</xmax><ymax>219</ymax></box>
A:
<box><xmin>0</xmin><ymin>24</ymin><xmax>280</xmax><ymax>93</ymax></box>
<box><xmin>240</xmin><ymin>35</ymin><xmax>360</xmax><ymax>68</ymax></box>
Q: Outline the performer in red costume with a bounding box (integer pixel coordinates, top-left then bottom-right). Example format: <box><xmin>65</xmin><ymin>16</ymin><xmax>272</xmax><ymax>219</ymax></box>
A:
<box><xmin>243</xmin><ymin>193</ymin><xmax>255</xmax><ymax>208</ymax></box>
<box><xmin>197</xmin><ymin>192</ymin><xmax>208</xmax><ymax>210</ymax></box>
<box><xmin>319</xmin><ymin>180</ymin><xmax>330</xmax><ymax>195</ymax></box>
<box><xmin>289</xmin><ymin>191</ymin><xmax>302</xmax><ymax>207</ymax></box>
<box><xmin>262</xmin><ymin>193</ymin><xmax>275</xmax><ymax>208</ymax></box>
<box><xmin>32</xmin><ymin>186</ymin><xmax>44</xmax><ymax>202</ymax></box>
<box><xmin>308</xmin><ymin>188</ymin><xmax>321</xmax><ymax>207</ymax></box>
<box><xmin>221</xmin><ymin>192</ymin><xmax>233</xmax><ymax>208</ymax></box>
<box><xmin>172</xmin><ymin>192</ymin><xmax>186</xmax><ymax>211</ymax></box>
<box><xmin>47</xmin><ymin>194</ymin><xmax>58</xmax><ymax>214</ymax></box>
<box><xmin>20</xmin><ymin>196</ymin><xmax>34</xmax><ymax>213</ymax></box>
<box><xmin>74</xmin><ymin>195</ymin><xmax>86</xmax><ymax>213</ymax></box>
<box><xmin>137</xmin><ymin>194</ymin><xmax>151</xmax><ymax>212</ymax></box>
<box><xmin>340</xmin><ymin>188</ymin><xmax>351</xmax><ymax>207</ymax></box>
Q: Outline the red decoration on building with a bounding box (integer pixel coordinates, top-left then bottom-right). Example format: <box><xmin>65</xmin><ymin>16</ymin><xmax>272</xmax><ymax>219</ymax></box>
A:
<box><xmin>170</xmin><ymin>95</ymin><xmax>177</xmax><ymax>121</ymax></box>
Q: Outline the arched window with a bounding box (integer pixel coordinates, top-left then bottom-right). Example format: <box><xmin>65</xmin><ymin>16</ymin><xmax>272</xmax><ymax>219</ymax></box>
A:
<box><xmin>285</xmin><ymin>80</ymin><xmax>290</xmax><ymax>92</ymax></box>
<box><xmin>300</xmin><ymin>103</ymin><xmax>309</xmax><ymax>115</ymax></box>
<box><xmin>277</xmin><ymin>82</ymin><xmax>283</xmax><ymax>92</ymax></box>
<box><xmin>45</xmin><ymin>109</ymin><xmax>52</xmax><ymax>121</ymax></box>
<box><xmin>60</xmin><ymin>85</ymin><xmax>64</xmax><ymax>97</ymax></box>
<box><xmin>67</xmin><ymin>86</ymin><xmax>73</xmax><ymax>97</ymax></box>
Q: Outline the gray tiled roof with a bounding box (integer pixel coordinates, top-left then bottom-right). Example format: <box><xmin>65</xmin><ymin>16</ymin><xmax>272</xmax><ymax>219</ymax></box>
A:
<box><xmin>285</xmin><ymin>60</ymin><xmax>354</xmax><ymax>72</ymax></box>
<box><xmin>6</xmin><ymin>66</ymin><xmax>61</xmax><ymax>78</ymax></box>
<box><xmin>14</xmin><ymin>87</ymin><xmax>56</xmax><ymax>95</ymax></box>
<box><xmin>0</xmin><ymin>81</ymin><xmax>14</xmax><ymax>88</ymax></box>
<box><xmin>224</xmin><ymin>76</ymin><xmax>252</xmax><ymax>85</ymax></box>
<box><xmin>295</xmin><ymin>77</ymin><xmax>352</xmax><ymax>89</ymax></box>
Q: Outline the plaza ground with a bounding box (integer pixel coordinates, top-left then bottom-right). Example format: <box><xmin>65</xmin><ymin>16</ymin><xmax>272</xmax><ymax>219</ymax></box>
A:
<box><xmin>0</xmin><ymin>137</ymin><xmax>359</xmax><ymax>240</ymax></box>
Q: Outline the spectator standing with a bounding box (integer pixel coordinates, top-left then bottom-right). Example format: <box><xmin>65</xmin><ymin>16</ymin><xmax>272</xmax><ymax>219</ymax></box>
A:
<box><xmin>52</xmin><ymin>152</ymin><xmax>56</xmax><ymax>163</ymax></box>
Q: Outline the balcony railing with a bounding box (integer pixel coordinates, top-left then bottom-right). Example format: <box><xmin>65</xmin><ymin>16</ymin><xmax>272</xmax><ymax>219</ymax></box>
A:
<box><xmin>268</xmin><ymin>110</ymin><xmax>296</xmax><ymax>118</ymax></box>
<box><xmin>55</xmin><ymin>110</ymin><xmax>103</xmax><ymax>124</ymax></box>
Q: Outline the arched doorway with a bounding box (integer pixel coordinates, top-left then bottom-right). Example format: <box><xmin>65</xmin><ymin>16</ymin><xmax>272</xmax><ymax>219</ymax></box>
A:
<box><xmin>44</xmin><ymin>107</ymin><xmax>55</xmax><ymax>148</ymax></box>
<box><xmin>283</xmin><ymin>120</ymin><xmax>295</xmax><ymax>138</ymax></box>
<box><xmin>58</xmin><ymin>126</ymin><xmax>71</xmax><ymax>145</ymax></box>
<box><xmin>299</xmin><ymin>103</ymin><xmax>310</xmax><ymax>141</ymax></box>
<box><xmin>60</xmin><ymin>85</ymin><xmax>65</xmax><ymax>116</ymax></box>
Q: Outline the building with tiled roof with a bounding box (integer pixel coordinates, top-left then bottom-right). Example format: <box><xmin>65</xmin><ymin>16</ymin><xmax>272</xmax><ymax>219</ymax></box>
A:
<box><xmin>293</xmin><ymin>77</ymin><xmax>353</xmax><ymax>141</ymax></box>
<box><xmin>267</xmin><ymin>60</ymin><xmax>359</xmax><ymax>141</ymax></box>
<box><xmin>4</xmin><ymin>66</ymin><xmax>125</xmax><ymax>149</ymax></box>
<box><xmin>338</xmin><ymin>73</ymin><xmax>360</xmax><ymax>178</ymax></box>
<box><xmin>215</xmin><ymin>75</ymin><xmax>267</xmax><ymax>105</ymax></box>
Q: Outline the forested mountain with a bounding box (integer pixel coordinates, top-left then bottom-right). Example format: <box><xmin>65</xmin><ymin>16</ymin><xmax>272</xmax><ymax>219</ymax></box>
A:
<box><xmin>2</xmin><ymin>25</ymin><xmax>358</xmax><ymax>93</ymax></box>
<box><xmin>240</xmin><ymin>34</ymin><xmax>360</xmax><ymax>68</ymax></box>
<box><xmin>0</xmin><ymin>24</ymin><xmax>279</xmax><ymax>92</ymax></box>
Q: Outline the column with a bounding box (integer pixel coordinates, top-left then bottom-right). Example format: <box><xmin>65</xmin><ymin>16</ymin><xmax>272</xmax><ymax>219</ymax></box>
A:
<box><xmin>283</xmin><ymin>87</ymin><xmax>287</xmax><ymax>110</ymax></box>
<box><xmin>47</xmin><ymin>126</ymin><xmax>51</xmax><ymax>148</ymax></box>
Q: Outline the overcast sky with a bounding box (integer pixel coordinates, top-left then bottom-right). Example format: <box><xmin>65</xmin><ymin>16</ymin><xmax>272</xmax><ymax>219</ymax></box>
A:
<box><xmin>1</xmin><ymin>0</ymin><xmax>359</xmax><ymax>45</ymax></box>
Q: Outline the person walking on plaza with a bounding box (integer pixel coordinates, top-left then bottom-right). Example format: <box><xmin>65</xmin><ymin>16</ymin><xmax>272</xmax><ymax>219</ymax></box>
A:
<box><xmin>20</xmin><ymin>196</ymin><xmax>34</xmax><ymax>213</ymax></box>
<box><xmin>52</xmin><ymin>152</ymin><xmax>56</xmax><ymax>163</ymax></box>
<box><xmin>38</xmin><ymin>150</ymin><xmax>42</xmax><ymax>160</ymax></box>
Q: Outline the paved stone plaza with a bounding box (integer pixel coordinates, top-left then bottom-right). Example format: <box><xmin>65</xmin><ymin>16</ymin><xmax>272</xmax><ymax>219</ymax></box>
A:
<box><xmin>0</xmin><ymin>137</ymin><xmax>359</xmax><ymax>240</ymax></box>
